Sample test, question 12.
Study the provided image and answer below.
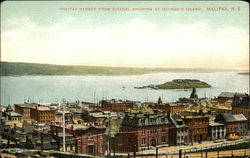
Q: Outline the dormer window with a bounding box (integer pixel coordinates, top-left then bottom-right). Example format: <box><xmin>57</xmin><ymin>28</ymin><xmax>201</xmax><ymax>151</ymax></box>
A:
<box><xmin>161</xmin><ymin>118</ymin><xmax>165</xmax><ymax>122</ymax></box>
<box><xmin>150</xmin><ymin>118</ymin><xmax>156</xmax><ymax>123</ymax></box>
<box><xmin>141</xmin><ymin>119</ymin><xmax>145</xmax><ymax>124</ymax></box>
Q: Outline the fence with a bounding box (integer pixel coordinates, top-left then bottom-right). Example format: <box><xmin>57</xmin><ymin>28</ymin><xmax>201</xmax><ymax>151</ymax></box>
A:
<box><xmin>131</xmin><ymin>139</ymin><xmax>250</xmax><ymax>158</ymax></box>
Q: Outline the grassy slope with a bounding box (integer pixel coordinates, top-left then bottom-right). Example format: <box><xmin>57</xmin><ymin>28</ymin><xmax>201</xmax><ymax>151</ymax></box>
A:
<box><xmin>1</xmin><ymin>62</ymin><xmax>219</xmax><ymax>76</ymax></box>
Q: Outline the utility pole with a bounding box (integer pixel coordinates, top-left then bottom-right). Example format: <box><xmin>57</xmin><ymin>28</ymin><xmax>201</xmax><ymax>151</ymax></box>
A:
<box><xmin>62</xmin><ymin>102</ymin><xmax>66</xmax><ymax>152</ymax></box>
<box><xmin>179</xmin><ymin>149</ymin><xmax>182</xmax><ymax>158</ymax></box>
<box><xmin>107</xmin><ymin>113</ymin><xmax>111</xmax><ymax>157</ymax></box>
<box><xmin>156</xmin><ymin>147</ymin><xmax>158</xmax><ymax>158</ymax></box>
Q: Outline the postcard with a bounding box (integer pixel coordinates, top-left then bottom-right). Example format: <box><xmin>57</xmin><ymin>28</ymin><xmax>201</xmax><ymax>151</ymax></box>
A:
<box><xmin>0</xmin><ymin>1</ymin><xmax>249</xmax><ymax>158</ymax></box>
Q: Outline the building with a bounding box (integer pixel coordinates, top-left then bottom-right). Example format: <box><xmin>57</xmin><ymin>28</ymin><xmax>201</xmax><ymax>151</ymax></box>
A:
<box><xmin>51</xmin><ymin>124</ymin><xmax>106</xmax><ymax>156</ymax></box>
<box><xmin>30</xmin><ymin>107</ymin><xmax>55</xmax><ymax>123</ymax></box>
<box><xmin>217</xmin><ymin>92</ymin><xmax>235</xmax><ymax>103</ymax></box>
<box><xmin>232</xmin><ymin>93</ymin><xmax>250</xmax><ymax>128</ymax></box>
<box><xmin>215</xmin><ymin>113</ymin><xmax>248</xmax><ymax>137</ymax></box>
<box><xmin>183</xmin><ymin>116</ymin><xmax>209</xmax><ymax>144</ymax></box>
<box><xmin>121</xmin><ymin>111</ymin><xmax>169</xmax><ymax>152</ymax></box>
<box><xmin>15</xmin><ymin>103</ymin><xmax>39</xmax><ymax>119</ymax></box>
<box><xmin>101</xmin><ymin>99</ymin><xmax>134</xmax><ymax>112</ymax></box>
<box><xmin>55</xmin><ymin>111</ymin><xmax>73</xmax><ymax>124</ymax></box>
<box><xmin>190</xmin><ymin>88</ymin><xmax>198</xmax><ymax>99</ymax></box>
<box><xmin>89</xmin><ymin>111</ymin><xmax>120</xmax><ymax>126</ymax></box>
<box><xmin>3</xmin><ymin>105</ymin><xmax>23</xmax><ymax>121</ymax></box>
<box><xmin>208</xmin><ymin>121</ymin><xmax>226</xmax><ymax>140</ymax></box>
<box><xmin>166</xmin><ymin>103</ymin><xmax>185</xmax><ymax>114</ymax></box>
<box><xmin>168</xmin><ymin>114</ymin><xmax>189</xmax><ymax>146</ymax></box>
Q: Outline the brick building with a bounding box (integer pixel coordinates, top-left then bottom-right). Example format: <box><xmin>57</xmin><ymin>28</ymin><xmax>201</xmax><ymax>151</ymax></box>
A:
<box><xmin>120</xmin><ymin>111</ymin><xmax>169</xmax><ymax>152</ymax></box>
<box><xmin>166</xmin><ymin>103</ymin><xmax>185</xmax><ymax>114</ymax></box>
<box><xmin>217</xmin><ymin>92</ymin><xmax>235</xmax><ymax>103</ymax></box>
<box><xmin>51</xmin><ymin>124</ymin><xmax>106</xmax><ymax>156</ymax></box>
<box><xmin>101</xmin><ymin>99</ymin><xmax>134</xmax><ymax>112</ymax></box>
<box><xmin>183</xmin><ymin>116</ymin><xmax>209</xmax><ymax>144</ymax></box>
<box><xmin>30</xmin><ymin>107</ymin><xmax>55</xmax><ymax>123</ymax></box>
<box><xmin>215</xmin><ymin>113</ymin><xmax>248</xmax><ymax>137</ymax></box>
<box><xmin>232</xmin><ymin>93</ymin><xmax>250</xmax><ymax>128</ymax></box>
<box><xmin>15</xmin><ymin>103</ymin><xmax>39</xmax><ymax>119</ymax></box>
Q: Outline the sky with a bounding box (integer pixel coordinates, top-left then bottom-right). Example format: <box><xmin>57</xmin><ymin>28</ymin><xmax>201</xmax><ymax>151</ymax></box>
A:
<box><xmin>1</xmin><ymin>1</ymin><xmax>249</xmax><ymax>69</ymax></box>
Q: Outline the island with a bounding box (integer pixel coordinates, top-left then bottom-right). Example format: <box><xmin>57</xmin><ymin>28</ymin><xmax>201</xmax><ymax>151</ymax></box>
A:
<box><xmin>135</xmin><ymin>79</ymin><xmax>211</xmax><ymax>89</ymax></box>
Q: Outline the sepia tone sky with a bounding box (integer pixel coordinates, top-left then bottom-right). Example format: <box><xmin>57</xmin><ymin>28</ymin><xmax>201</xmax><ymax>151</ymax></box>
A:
<box><xmin>1</xmin><ymin>1</ymin><xmax>249</xmax><ymax>69</ymax></box>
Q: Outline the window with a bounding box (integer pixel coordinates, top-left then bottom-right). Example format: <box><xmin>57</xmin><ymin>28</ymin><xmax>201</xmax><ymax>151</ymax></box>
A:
<box><xmin>142</xmin><ymin>130</ymin><xmax>145</xmax><ymax>134</ymax></box>
<box><xmin>150</xmin><ymin>118</ymin><xmax>156</xmax><ymax>123</ymax></box>
<box><xmin>88</xmin><ymin>134</ymin><xmax>93</xmax><ymax>140</ymax></box>
<box><xmin>161</xmin><ymin>136</ymin><xmax>166</xmax><ymax>143</ymax></box>
<box><xmin>161</xmin><ymin>118</ymin><xmax>165</xmax><ymax>122</ymax></box>
<box><xmin>162</xmin><ymin>128</ymin><xmax>166</xmax><ymax>132</ymax></box>
<box><xmin>150</xmin><ymin>129</ymin><xmax>157</xmax><ymax>134</ymax></box>
<box><xmin>141</xmin><ymin>119</ymin><xmax>145</xmax><ymax>125</ymax></box>
<box><xmin>142</xmin><ymin>138</ymin><xmax>146</xmax><ymax>145</ymax></box>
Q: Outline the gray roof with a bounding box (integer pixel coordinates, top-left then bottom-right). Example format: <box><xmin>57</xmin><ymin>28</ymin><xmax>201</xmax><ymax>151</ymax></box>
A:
<box><xmin>223</xmin><ymin>113</ymin><xmax>247</xmax><ymax>122</ymax></box>
<box><xmin>218</xmin><ymin>92</ymin><xmax>235</xmax><ymax>98</ymax></box>
<box><xmin>8</xmin><ymin>111</ymin><xmax>22</xmax><ymax>117</ymax></box>
<box><xmin>209</xmin><ymin>121</ymin><xmax>225</xmax><ymax>126</ymax></box>
<box><xmin>233</xmin><ymin>114</ymin><xmax>248</xmax><ymax>121</ymax></box>
<box><xmin>170</xmin><ymin>115</ymin><xmax>187</xmax><ymax>128</ymax></box>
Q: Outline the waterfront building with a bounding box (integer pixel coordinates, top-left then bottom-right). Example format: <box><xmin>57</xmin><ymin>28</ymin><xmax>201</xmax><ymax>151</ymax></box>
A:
<box><xmin>183</xmin><ymin>116</ymin><xmax>209</xmax><ymax>143</ymax></box>
<box><xmin>121</xmin><ymin>110</ymin><xmax>169</xmax><ymax>152</ymax></box>
<box><xmin>3</xmin><ymin>105</ymin><xmax>23</xmax><ymax>121</ymax></box>
<box><xmin>166</xmin><ymin>103</ymin><xmax>185</xmax><ymax>114</ymax></box>
<box><xmin>101</xmin><ymin>99</ymin><xmax>134</xmax><ymax>112</ymax></box>
<box><xmin>168</xmin><ymin>114</ymin><xmax>189</xmax><ymax>146</ymax></box>
<box><xmin>15</xmin><ymin>103</ymin><xmax>40</xmax><ymax>119</ymax></box>
<box><xmin>30</xmin><ymin>107</ymin><xmax>55</xmax><ymax>123</ymax></box>
<box><xmin>208</xmin><ymin>121</ymin><xmax>226</xmax><ymax>140</ymax></box>
<box><xmin>217</xmin><ymin>92</ymin><xmax>235</xmax><ymax>103</ymax></box>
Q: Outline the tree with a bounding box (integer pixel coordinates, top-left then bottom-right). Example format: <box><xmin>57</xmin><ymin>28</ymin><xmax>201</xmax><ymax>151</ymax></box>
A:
<box><xmin>81</xmin><ymin>110</ymin><xmax>93</xmax><ymax>123</ymax></box>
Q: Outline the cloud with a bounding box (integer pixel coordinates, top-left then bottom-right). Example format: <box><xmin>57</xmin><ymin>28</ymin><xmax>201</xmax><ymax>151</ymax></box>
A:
<box><xmin>1</xmin><ymin>16</ymin><xmax>249</xmax><ymax>69</ymax></box>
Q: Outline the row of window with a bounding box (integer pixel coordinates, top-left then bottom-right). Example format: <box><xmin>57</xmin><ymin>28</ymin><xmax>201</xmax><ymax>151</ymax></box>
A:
<box><xmin>141</xmin><ymin>136</ymin><xmax>167</xmax><ymax>145</ymax></box>
<box><xmin>177</xmin><ymin>136</ymin><xmax>188</xmax><ymax>141</ymax></box>
<box><xmin>140</xmin><ymin>118</ymin><xmax>166</xmax><ymax>124</ymax></box>
<box><xmin>211</xmin><ymin>126</ymin><xmax>225</xmax><ymax>130</ymax></box>
<box><xmin>177</xmin><ymin>128</ymin><xmax>187</xmax><ymax>133</ymax></box>
<box><xmin>189</xmin><ymin>128</ymin><xmax>207</xmax><ymax>133</ymax></box>
<box><xmin>141</xmin><ymin>128</ymin><xmax>167</xmax><ymax>134</ymax></box>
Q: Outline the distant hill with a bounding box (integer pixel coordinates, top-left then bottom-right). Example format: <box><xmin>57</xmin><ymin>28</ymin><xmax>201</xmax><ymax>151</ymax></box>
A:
<box><xmin>238</xmin><ymin>72</ymin><xmax>249</xmax><ymax>75</ymax></box>
<box><xmin>0</xmin><ymin>62</ymin><xmax>222</xmax><ymax>76</ymax></box>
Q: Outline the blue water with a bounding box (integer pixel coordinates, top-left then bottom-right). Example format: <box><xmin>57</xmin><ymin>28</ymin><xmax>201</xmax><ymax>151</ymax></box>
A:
<box><xmin>0</xmin><ymin>71</ymin><xmax>249</xmax><ymax>106</ymax></box>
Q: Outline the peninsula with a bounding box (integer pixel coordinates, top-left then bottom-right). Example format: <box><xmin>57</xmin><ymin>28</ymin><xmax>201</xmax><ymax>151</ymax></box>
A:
<box><xmin>135</xmin><ymin>79</ymin><xmax>211</xmax><ymax>89</ymax></box>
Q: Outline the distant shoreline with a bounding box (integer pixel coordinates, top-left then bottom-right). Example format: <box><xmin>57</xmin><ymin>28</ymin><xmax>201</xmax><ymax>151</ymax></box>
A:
<box><xmin>0</xmin><ymin>61</ymin><xmax>243</xmax><ymax>76</ymax></box>
<box><xmin>238</xmin><ymin>72</ymin><xmax>250</xmax><ymax>75</ymax></box>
